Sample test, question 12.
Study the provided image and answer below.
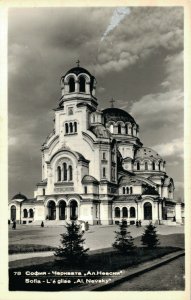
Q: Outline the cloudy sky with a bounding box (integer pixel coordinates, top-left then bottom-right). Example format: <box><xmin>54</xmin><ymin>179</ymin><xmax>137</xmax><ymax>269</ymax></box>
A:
<box><xmin>8</xmin><ymin>7</ymin><xmax>184</xmax><ymax>199</ymax></box>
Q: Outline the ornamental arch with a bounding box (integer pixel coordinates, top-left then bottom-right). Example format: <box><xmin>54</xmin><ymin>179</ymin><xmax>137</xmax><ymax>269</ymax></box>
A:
<box><xmin>10</xmin><ymin>205</ymin><xmax>16</xmax><ymax>221</ymax></box>
<box><xmin>47</xmin><ymin>200</ymin><xmax>56</xmax><ymax>220</ymax></box>
<box><xmin>143</xmin><ymin>202</ymin><xmax>152</xmax><ymax>220</ymax></box>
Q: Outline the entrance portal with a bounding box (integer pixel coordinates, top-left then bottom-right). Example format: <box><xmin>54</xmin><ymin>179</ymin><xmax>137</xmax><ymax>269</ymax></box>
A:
<box><xmin>48</xmin><ymin>201</ymin><xmax>56</xmax><ymax>220</ymax></box>
<box><xmin>70</xmin><ymin>200</ymin><xmax>78</xmax><ymax>220</ymax></box>
<box><xmin>144</xmin><ymin>202</ymin><xmax>152</xmax><ymax>220</ymax></box>
<box><xmin>11</xmin><ymin>205</ymin><xmax>16</xmax><ymax>221</ymax></box>
<box><xmin>59</xmin><ymin>201</ymin><xmax>66</xmax><ymax>220</ymax></box>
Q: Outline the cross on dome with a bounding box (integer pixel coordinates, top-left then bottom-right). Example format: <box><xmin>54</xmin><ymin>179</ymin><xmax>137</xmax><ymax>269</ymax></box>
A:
<box><xmin>76</xmin><ymin>59</ymin><xmax>80</xmax><ymax>67</ymax></box>
<box><xmin>110</xmin><ymin>98</ymin><xmax>115</xmax><ymax>108</ymax></box>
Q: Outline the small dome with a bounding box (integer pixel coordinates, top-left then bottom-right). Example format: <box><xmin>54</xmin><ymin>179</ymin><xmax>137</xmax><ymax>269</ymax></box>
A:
<box><xmin>102</xmin><ymin>108</ymin><xmax>136</xmax><ymax>124</ymax></box>
<box><xmin>135</xmin><ymin>147</ymin><xmax>162</xmax><ymax>160</ymax></box>
<box><xmin>90</xmin><ymin>125</ymin><xmax>111</xmax><ymax>138</ymax></box>
<box><xmin>12</xmin><ymin>193</ymin><xmax>27</xmax><ymax>201</ymax></box>
<box><xmin>61</xmin><ymin>66</ymin><xmax>96</xmax><ymax>96</ymax></box>
<box><xmin>65</xmin><ymin>66</ymin><xmax>94</xmax><ymax>78</ymax></box>
<box><xmin>82</xmin><ymin>175</ymin><xmax>99</xmax><ymax>184</ymax></box>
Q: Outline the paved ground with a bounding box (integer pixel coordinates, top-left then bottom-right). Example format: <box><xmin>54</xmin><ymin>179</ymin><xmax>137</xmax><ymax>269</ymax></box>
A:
<box><xmin>109</xmin><ymin>256</ymin><xmax>185</xmax><ymax>291</ymax></box>
<box><xmin>9</xmin><ymin>224</ymin><xmax>185</xmax><ymax>291</ymax></box>
<box><xmin>9</xmin><ymin>224</ymin><xmax>184</xmax><ymax>250</ymax></box>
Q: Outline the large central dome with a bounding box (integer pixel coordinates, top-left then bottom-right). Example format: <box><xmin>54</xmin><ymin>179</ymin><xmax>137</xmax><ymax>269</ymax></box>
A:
<box><xmin>102</xmin><ymin>108</ymin><xmax>136</xmax><ymax>124</ymax></box>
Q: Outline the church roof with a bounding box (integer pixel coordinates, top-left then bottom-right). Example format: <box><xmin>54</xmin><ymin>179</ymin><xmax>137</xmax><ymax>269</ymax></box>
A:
<box><xmin>119</xmin><ymin>176</ymin><xmax>143</xmax><ymax>186</ymax></box>
<box><xmin>135</xmin><ymin>147</ymin><xmax>162</xmax><ymax>160</ymax></box>
<box><xmin>75</xmin><ymin>151</ymin><xmax>88</xmax><ymax>161</ymax></box>
<box><xmin>82</xmin><ymin>175</ymin><xmax>99</xmax><ymax>184</ymax></box>
<box><xmin>90</xmin><ymin>124</ymin><xmax>111</xmax><ymax>138</ymax></box>
<box><xmin>102</xmin><ymin>108</ymin><xmax>136</xmax><ymax>124</ymax></box>
<box><xmin>114</xmin><ymin>195</ymin><xmax>141</xmax><ymax>202</ymax></box>
<box><xmin>64</xmin><ymin>66</ymin><xmax>95</xmax><ymax>79</ymax></box>
<box><xmin>142</xmin><ymin>184</ymin><xmax>159</xmax><ymax>195</ymax></box>
<box><xmin>12</xmin><ymin>193</ymin><xmax>27</xmax><ymax>201</ymax></box>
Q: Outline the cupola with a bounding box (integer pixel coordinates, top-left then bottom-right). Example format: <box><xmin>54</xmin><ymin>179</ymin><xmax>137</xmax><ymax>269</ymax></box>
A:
<box><xmin>59</xmin><ymin>61</ymin><xmax>97</xmax><ymax>106</ymax></box>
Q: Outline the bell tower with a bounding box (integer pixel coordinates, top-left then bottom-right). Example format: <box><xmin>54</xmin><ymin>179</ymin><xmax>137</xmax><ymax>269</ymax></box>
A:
<box><xmin>59</xmin><ymin>62</ymin><xmax>97</xmax><ymax>109</ymax></box>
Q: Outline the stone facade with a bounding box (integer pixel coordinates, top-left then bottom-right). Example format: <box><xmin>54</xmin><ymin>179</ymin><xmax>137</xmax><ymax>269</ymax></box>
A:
<box><xmin>9</xmin><ymin>66</ymin><xmax>183</xmax><ymax>225</ymax></box>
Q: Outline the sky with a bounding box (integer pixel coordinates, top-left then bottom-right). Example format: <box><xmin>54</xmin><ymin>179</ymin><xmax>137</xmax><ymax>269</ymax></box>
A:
<box><xmin>8</xmin><ymin>7</ymin><xmax>184</xmax><ymax>200</ymax></box>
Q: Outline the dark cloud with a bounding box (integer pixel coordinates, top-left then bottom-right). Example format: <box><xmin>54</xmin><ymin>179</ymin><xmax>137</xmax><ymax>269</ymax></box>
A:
<box><xmin>8</xmin><ymin>7</ymin><xmax>184</xmax><ymax>200</ymax></box>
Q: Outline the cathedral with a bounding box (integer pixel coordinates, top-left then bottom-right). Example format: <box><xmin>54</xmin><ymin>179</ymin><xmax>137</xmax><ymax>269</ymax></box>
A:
<box><xmin>9</xmin><ymin>65</ymin><xmax>183</xmax><ymax>226</ymax></box>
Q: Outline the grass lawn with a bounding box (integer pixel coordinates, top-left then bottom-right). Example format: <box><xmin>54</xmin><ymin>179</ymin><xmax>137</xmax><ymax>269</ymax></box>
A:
<box><xmin>9</xmin><ymin>244</ymin><xmax>56</xmax><ymax>254</ymax></box>
<box><xmin>9</xmin><ymin>246</ymin><xmax>182</xmax><ymax>291</ymax></box>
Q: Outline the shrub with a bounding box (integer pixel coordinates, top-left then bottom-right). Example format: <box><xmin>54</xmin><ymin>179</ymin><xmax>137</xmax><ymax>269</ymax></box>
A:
<box><xmin>141</xmin><ymin>222</ymin><xmax>160</xmax><ymax>248</ymax></box>
<box><xmin>54</xmin><ymin>221</ymin><xmax>89</xmax><ymax>265</ymax></box>
<box><xmin>112</xmin><ymin>219</ymin><xmax>135</xmax><ymax>254</ymax></box>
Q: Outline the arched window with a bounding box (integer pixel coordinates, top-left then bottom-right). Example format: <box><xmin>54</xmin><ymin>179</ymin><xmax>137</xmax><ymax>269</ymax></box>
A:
<box><xmin>65</xmin><ymin>123</ymin><xmax>69</xmax><ymax>134</ymax></box>
<box><xmin>29</xmin><ymin>209</ymin><xmax>34</xmax><ymax>218</ymax></box>
<box><xmin>122</xmin><ymin>187</ymin><xmax>125</xmax><ymax>194</ymax></box>
<box><xmin>63</xmin><ymin>163</ymin><xmax>67</xmax><ymax>181</ymax></box>
<box><xmin>74</xmin><ymin>122</ymin><xmax>77</xmax><ymax>132</ymax></box>
<box><xmin>118</xmin><ymin>124</ymin><xmax>121</xmax><ymax>134</ymax></box>
<box><xmin>69</xmin><ymin>122</ymin><xmax>73</xmax><ymax>133</ymax></box>
<box><xmin>57</xmin><ymin>166</ymin><xmax>61</xmax><ymax>181</ymax></box>
<box><xmin>122</xmin><ymin>207</ymin><xmax>128</xmax><ymax>218</ymax></box>
<box><xmin>126</xmin><ymin>187</ymin><xmax>129</xmax><ymax>194</ymax></box>
<box><xmin>68</xmin><ymin>77</ymin><xmax>75</xmax><ymax>93</ymax></box>
<box><xmin>23</xmin><ymin>209</ymin><xmax>28</xmax><ymax>218</ymax></box>
<box><xmin>130</xmin><ymin>207</ymin><xmax>136</xmax><ymax>218</ymax></box>
<box><xmin>69</xmin><ymin>165</ymin><xmax>73</xmax><ymax>181</ymax></box>
<box><xmin>137</xmin><ymin>162</ymin><xmax>140</xmax><ymax>170</ymax></box>
<box><xmin>152</xmin><ymin>162</ymin><xmax>155</xmax><ymax>170</ymax></box>
<box><xmin>145</xmin><ymin>162</ymin><xmax>148</xmax><ymax>170</ymax></box>
<box><xmin>11</xmin><ymin>205</ymin><xmax>16</xmax><ymax>221</ymax></box>
<box><xmin>103</xmin><ymin>167</ymin><xmax>106</xmax><ymax>177</ymax></box>
<box><xmin>84</xmin><ymin>186</ymin><xmax>87</xmax><ymax>194</ymax></box>
<box><xmin>130</xmin><ymin>187</ymin><xmax>133</xmax><ymax>194</ymax></box>
<box><xmin>115</xmin><ymin>207</ymin><xmax>120</xmax><ymax>218</ymax></box>
<box><xmin>79</xmin><ymin>76</ymin><xmax>86</xmax><ymax>92</ymax></box>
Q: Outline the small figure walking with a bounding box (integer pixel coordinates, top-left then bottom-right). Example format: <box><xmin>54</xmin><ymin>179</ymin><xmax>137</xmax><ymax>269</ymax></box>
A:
<box><xmin>12</xmin><ymin>219</ymin><xmax>16</xmax><ymax>230</ymax></box>
<box><xmin>136</xmin><ymin>220</ymin><xmax>139</xmax><ymax>227</ymax></box>
<box><xmin>85</xmin><ymin>221</ymin><xmax>89</xmax><ymax>231</ymax></box>
<box><xmin>138</xmin><ymin>220</ymin><xmax>142</xmax><ymax>227</ymax></box>
<box><xmin>81</xmin><ymin>221</ymin><xmax>85</xmax><ymax>234</ymax></box>
<box><xmin>41</xmin><ymin>221</ymin><xmax>44</xmax><ymax>227</ymax></box>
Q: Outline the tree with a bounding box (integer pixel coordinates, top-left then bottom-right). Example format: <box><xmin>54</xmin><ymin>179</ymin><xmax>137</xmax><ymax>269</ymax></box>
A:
<box><xmin>112</xmin><ymin>219</ymin><xmax>135</xmax><ymax>254</ymax></box>
<box><xmin>141</xmin><ymin>222</ymin><xmax>160</xmax><ymax>248</ymax></box>
<box><xmin>54</xmin><ymin>221</ymin><xmax>89</xmax><ymax>265</ymax></box>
